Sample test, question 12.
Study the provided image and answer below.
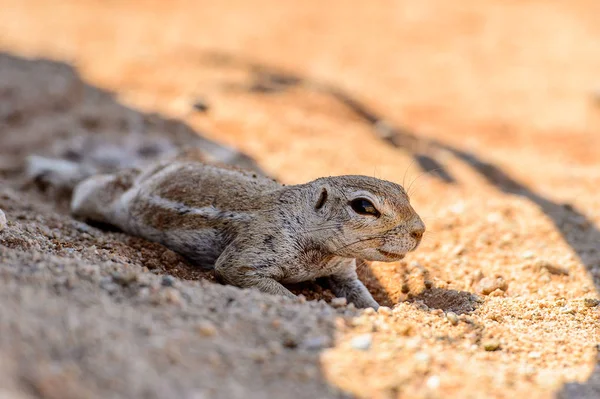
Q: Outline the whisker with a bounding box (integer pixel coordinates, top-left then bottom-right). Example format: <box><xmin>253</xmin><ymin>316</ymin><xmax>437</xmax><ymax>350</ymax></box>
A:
<box><xmin>403</xmin><ymin>159</ymin><xmax>417</xmax><ymax>188</ymax></box>
<box><xmin>334</xmin><ymin>236</ymin><xmax>385</xmax><ymax>253</ymax></box>
<box><xmin>407</xmin><ymin>167</ymin><xmax>445</xmax><ymax>196</ymax></box>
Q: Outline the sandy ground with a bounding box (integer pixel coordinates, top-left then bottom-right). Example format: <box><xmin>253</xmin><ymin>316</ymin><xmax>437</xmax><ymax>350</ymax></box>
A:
<box><xmin>1</xmin><ymin>1</ymin><xmax>599</xmax><ymax>398</ymax></box>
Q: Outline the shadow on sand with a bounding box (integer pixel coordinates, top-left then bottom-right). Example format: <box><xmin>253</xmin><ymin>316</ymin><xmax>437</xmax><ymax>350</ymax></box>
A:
<box><xmin>198</xmin><ymin>50</ymin><xmax>600</xmax><ymax>398</ymax></box>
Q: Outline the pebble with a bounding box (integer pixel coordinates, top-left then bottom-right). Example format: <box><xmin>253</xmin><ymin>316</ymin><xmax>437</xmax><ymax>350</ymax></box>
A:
<box><xmin>330</xmin><ymin>297</ymin><xmax>347</xmax><ymax>308</ymax></box>
<box><xmin>112</xmin><ymin>271</ymin><xmax>138</xmax><ymax>286</ymax></box>
<box><xmin>161</xmin><ymin>250</ymin><xmax>179</xmax><ymax>264</ymax></box>
<box><xmin>0</xmin><ymin>209</ymin><xmax>6</xmax><ymax>232</ymax></box>
<box><xmin>350</xmin><ymin>334</ymin><xmax>373</xmax><ymax>350</ymax></box>
<box><xmin>192</xmin><ymin>99</ymin><xmax>210</xmax><ymax>113</ymax></box>
<box><xmin>522</xmin><ymin>251</ymin><xmax>535</xmax><ymax>259</ymax></box>
<box><xmin>163</xmin><ymin>288</ymin><xmax>183</xmax><ymax>305</ymax></box>
<box><xmin>583</xmin><ymin>298</ymin><xmax>599</xmax><ymax>308</ymax></box>
<box><xmin>196</xmin><ymin>321</ymin><xmax>217</xmax><ymax>337</ymax></box>
<box><xmin>426</xmin><ymin>375</ymin><xmax>441</xmax><ymax>389</ymax></box>
<box><xmin>476</xmin><ymin>277</ymin><xmax>508</xmax><ymax>295</ymax></box>
<box><xmin>377</xmin><ymin>306</ymin><xmax>392</xmax><ymax>316</ymax></box>
<box><xmin>483</xmin><ymin>340</ymin><xmax>501</xmax><ymax>351</ymax></box>
<box><xmin>363</xmin><ymin>307</ymin><xmax>376</xmax><ymax>315</ymax></box>
<box><xmin>446</xmin><ymin>312</ymin><xmax>459</xmax><ymax>325</ymax></box>
<box><xmin>301</xmin><ymin>336</ymin><xmax>331</xmax><ymax>350</ymax></box>
<box><xmin>560</xmin><ymin>306</ymin><xmax>575</xmax><ymax>315</ymax></box>
<box><xmin>161</xmin><ymin>275</ymin><xmax>176</xmax><ymax>287</ymax></box>
<box><xmin>99</xmin><ymin>277</ymin><xmax>119</xmax><ymax>294</ymax></box>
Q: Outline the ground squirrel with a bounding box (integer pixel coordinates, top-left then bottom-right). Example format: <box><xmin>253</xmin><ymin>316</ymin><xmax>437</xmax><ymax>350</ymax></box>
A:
<box><xmin>31</xmin><ymin>151</ymin><xmax>425</xmax><ymax>309</ymax></box>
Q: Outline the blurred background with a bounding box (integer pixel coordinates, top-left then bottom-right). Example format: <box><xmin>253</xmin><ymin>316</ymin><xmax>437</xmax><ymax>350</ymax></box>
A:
<box><xmin>2</xmin><ymin>0</ymin><xmax>599</xmax><ymax>187</ymax></box>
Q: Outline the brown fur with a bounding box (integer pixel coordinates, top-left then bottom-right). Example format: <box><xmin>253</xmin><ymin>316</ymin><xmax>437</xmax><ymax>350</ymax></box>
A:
<box><xmin>68</xmin><ymin>153</ymin><xmax>425</xmax><ymax>309</ymax></box>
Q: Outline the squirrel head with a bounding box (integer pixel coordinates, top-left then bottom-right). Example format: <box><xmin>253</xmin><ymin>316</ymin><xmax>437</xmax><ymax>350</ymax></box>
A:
<box><xmin>307</xmin><ymin>175</ymin><xmax>425</xmax><ymax>262</ymax></box>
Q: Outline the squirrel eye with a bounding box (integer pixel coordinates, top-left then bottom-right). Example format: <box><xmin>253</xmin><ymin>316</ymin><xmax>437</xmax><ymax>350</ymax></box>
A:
<box><xmin>350</xmin><ymin>198</ymin><xmax>380</xmax><ymax>217</ymax></box>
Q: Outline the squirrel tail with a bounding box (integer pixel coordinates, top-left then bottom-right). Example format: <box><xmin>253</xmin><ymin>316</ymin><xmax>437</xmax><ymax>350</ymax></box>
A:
<box><xmin>25</xmin><ymin>155</ymin><xmax>98</xmax><ymax>192</ymax></box>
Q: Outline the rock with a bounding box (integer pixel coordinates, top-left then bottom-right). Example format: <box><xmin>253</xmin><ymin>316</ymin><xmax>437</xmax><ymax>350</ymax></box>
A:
<box><xmin>301</xmin><ymin>336</ymin><xmax>331</xmax><ymax>350</ymax></box>
<box><xmin>426</xmin><ymin>375</ymin><xmax>441</xmax><ymax>389</ymax></box>
<box><xmin>161</xmin><ymin>275</ymin><xmax>176</xmax><ymax>287</ymax></box>
<box><xmin>161</xmin><ymin>250</ymin><xmax>180</xmax><ymax>264</ymax></box>
<box><xmin>0</xmin><ymin>208</ymin><xmax>6</xmax><ymax>231</ymax></box>
<box><xmin>488</xmin><ymin>288</ymin><xmax>506</xmax><ymax>297</ymax></box>
<box><xmin>99</xmin><ymin>277</ymin><xmax>119</xmax><ymax>294</ymax></box>
<box><xmin>192</xmin><ymin>99</ymin><xmax>209</xmax><ymax>113</ymax></box>
<box><xmin>330</xmin><ymin>297</ymin><xmax>347</xmax><ymax>308</ymax></box>
<box><xmin>377</xmin><ymin>306</ymin><xmax>392</xmax><ymax>316</ymax></box>
<box><xmin>583</xmin><ymin>298</ymin><xmax>599</xmax><ymax>308</ymax></box>
<box><xmin>446</xmin><ymin>312</ymin><xmax>459</xmax><ymax>325</ymax></box>
<box><xmin>401</xmin><ymin>283</ymin><xmax>410</xmax><ymax>293</ymax></box>
<box><xmin>483</xmin><ymin>340</ymin><xmax>501</xmax><ymax>351</ymax></box>
<box><xmin>350</xmin><ymin>334</ymin><xmax>372</xmax><ymax>350</ymax></box>
<box><xmin>112</xmin><ymin>271</ymin><xmax>138</xmax><ymax>286</ymax></box>
<box><xmin>476</xmin><ymin>277</ymin><xmax>508</xmax><ymax>295</ymax></box>
<box><xmin>196</xmin><ymin>321</ymin><xmax>217</xmax><ymax>337</ymax></box>
<box><xmin>522</xmin><ymin>251</ymin><xmax>535</xmax><ymax>259</ymax></box>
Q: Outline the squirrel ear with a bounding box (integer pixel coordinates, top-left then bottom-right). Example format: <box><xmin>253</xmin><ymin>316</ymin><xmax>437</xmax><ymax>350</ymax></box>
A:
<box><xmin>315</xmin><ymin>187</ymin><xmax>328</xmax><ymax>210</ymax></box>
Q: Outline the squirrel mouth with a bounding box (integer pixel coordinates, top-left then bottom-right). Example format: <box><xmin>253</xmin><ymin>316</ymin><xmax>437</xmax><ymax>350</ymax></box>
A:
<box><xmin>377</xmin><ymin>249</ymin><xmax>406</xmax><ymax>259</ymax></box>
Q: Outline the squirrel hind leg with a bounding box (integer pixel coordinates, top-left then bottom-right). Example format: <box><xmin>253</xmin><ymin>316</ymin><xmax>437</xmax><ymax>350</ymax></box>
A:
<box><xmin>71</xmin><ymin>169</ymin><xmax>139</xmax><ymax>225</ymax></box>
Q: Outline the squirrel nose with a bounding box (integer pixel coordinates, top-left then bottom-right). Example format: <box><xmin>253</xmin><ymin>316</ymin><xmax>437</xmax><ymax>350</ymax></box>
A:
<box><xmin>410</xmin><ymin>221</ymin><xmax>425</xmax><ymax>242</ymax></box>
<box><xmin>410</xmin><ymin>227</ymin><xmax>424</xmax><ymax>241</ymax></box>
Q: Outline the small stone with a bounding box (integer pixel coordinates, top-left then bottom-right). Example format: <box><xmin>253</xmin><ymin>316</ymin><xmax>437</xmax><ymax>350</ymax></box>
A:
<box><xmin>271</xmin><ymin>318</ymin><xmax>282</xmax><ymax>329</ymax></box>
<box><xmin>560</xmin><ymin>306</ymin><xmax>575</xmax><ymax>315</ymax></box>
<box><xmin>583</xmin><ymin>298</ymin><xmax>599</xmax><ymax>308</ymax></box>
<box><xmin>424</xmin><ymin>280</ymin><xmax>434</xmax><ymax>289</ymax></box>
<box><xmin>161</xmin><ymin>250</ymin><xmax>179</xmax><ymax>264</ymax></box>
<box><xmin>476</xmin><ymin>276</ymin><xmax>508</xmax><ymax>295</ymax></box>
<box><xmin>330</xmin><ymin>297</ymin><xmax>347</xmax><ymax>308</ymax></box>
<box><xmin>535</xmin><ymin>259</ymin><xmax>569</xmax><ymax>276</ymax></box>
<box><xmin>401</xmin><ymin>283</ymin><xmax>410</xmax><ymax>293</ymax></box>
<box><xmin>301</xmin><ymin>336</ymin><xmax>330</xmax><ymax>350</ymax></box>
<box><xmin>72</xmin><ymin>221</ymin><xmax>93</xmax><ymax>234</ymax></box>
<box><xmin>196</xmin><ymin>321</ymin><xmax>217</xmax><ymax>337</ymax></box>
<box><xmin>377</xmin><ymin>306</ymin><xmax>392</xmax><ymax>316</ymax></box>
<box><xmin>528</xmin><ymin>351</ymin><xmax>541</xmax><ymax>359</ymax></box>
<box><xmin>522</xmin><ymin>251</ymin><xmax>535</xmax><ymax>259</ymax></box>
<box><xmin>363</xmin><ymin>307</ymin><xmax>376</xmax><ymax>315</ymax></box>
<box><xmin>161</xmin><ymin>275</ymin><xmax>176</xmax><ymax>287</ymax></box>
<box><xmin>192</xmin><ymin>99</ymin><xmax>209</xmax><ymax>113</ymax></box>
<box><xmin>283</xmin><ymin>336</ymin><xmax>298</xmax><ymax>349</ymax></box>
<box><xmin>452</xmin><ymin>245</ymin><xmax>466</xmax><ymax>256</ymax></box>
<box><xmin>99</xmin><ymin>277</ymin><xmax>119</xmax><ymax>294</ymax></box>
<box><xmin>426</xmin><ymin>375</ymin><xmax>441</xmax><ymax>389</ymax></box>
<box><xmin>112</xmin><ymin>271</ymin><xmax>138</xmax><ymax>285</ymax></box>
<box><xmin>164</xmin><ymin>288</ymin><xmax>183</xmax><ymax>305</ymax></box>
<box><xmin>483</xmin><ymin>340</ymin><xmax>501</xmax><ymax>351</ymax></box>
<box><xmin>446</xmin><ymin>312</ymin><xmax>459</xmax><ymax>325</ymax></box>
<box><xmin>414</xmin><ymin>351</ymin><xmax>431</xmax><ymax>364</ymax></box>
<box><xmin>350</xmin><ymin>334</ymin><xmax>372</xmax><ymax>350</ymax></box>
<box><xmin>488</xmin><ymin>288</ymin><xmax>506</xmax><ymax>297</ymax></box>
